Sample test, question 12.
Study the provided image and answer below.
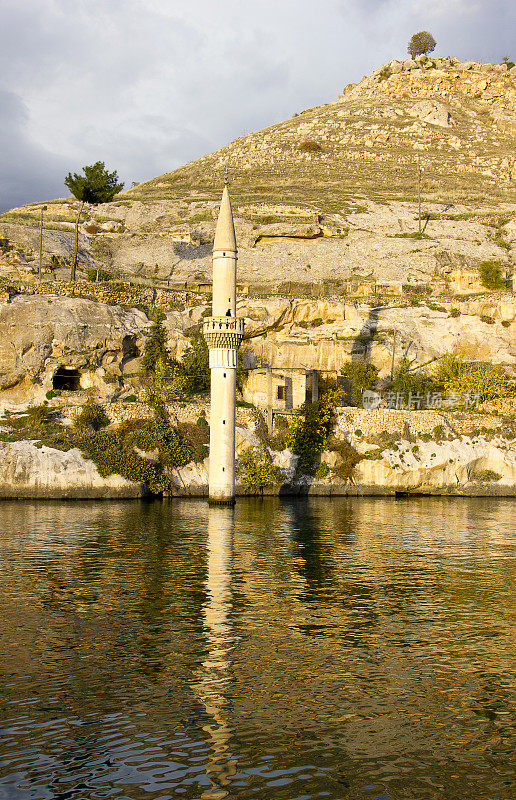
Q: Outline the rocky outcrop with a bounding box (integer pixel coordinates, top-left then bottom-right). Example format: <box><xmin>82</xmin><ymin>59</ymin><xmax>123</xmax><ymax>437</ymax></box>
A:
<box><xmin>0</xmin><ymin>294</ymin><xmax>151</xmax><ymax>403</ymax></box>
<box><xmin>0</xmin><ymin>441</ymin><xmax>144</xmax><ymax>498</ymax></box>
<box><xmin>353</xmin><ymin>436</ymin><xmax>516</xmax><ymax>495</ymax></box>
<box><xmin>0</xmin><ymin>431</ymin><xmax>514</xmax><ymax>498</ymax></box>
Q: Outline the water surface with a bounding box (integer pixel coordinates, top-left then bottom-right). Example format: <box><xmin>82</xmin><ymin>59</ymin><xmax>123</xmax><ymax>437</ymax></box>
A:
<box><xmin>0</xmin><ymin>497</ymin><xmax>514</xmax><ymax>799</ymax></box>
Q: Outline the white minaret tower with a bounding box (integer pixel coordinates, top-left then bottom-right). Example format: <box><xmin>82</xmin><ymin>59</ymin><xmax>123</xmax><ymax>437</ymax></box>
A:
<box><xmin>202</xmin><ymin>182</ymin><xmax>244</xmax><ymax>504</ymax></box>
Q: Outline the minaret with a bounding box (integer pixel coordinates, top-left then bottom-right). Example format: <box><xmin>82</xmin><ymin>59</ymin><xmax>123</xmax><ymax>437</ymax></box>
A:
<box><xmin>202</xmin><ymin>182</ymin><xmax>244</xmax><ymax>504</ymax></box>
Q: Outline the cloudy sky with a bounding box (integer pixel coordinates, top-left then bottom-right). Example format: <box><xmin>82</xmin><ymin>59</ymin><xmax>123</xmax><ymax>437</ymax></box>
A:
<box><xmin>0</xmin><ymin>0</ymin><xmax>514</xmax><ymax>211</ymax></box>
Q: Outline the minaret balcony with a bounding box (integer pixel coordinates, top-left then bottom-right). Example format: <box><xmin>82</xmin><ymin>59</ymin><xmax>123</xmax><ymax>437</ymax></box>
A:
<box><xmin>203</xmin><ymin>317</ymin><xmax>245</xmax><ymax>350</ymax></box>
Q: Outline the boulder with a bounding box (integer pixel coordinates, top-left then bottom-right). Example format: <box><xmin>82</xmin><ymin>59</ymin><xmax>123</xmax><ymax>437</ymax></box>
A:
<box><xmin>408</xmin><ymin>100</ymin><xmax>452</xmax><ymax>127</ymax></box>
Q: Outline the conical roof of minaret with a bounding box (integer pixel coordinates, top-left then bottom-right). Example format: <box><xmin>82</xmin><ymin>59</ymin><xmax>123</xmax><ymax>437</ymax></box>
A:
<box><xmin>213</xmin><ymin>185</ymin><xmax>237</xmax><ymax>252</ymax></box>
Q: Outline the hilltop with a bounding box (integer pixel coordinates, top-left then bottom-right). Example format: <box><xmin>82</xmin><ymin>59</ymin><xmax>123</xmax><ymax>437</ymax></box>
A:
<box><xmin>1</xmin><ymin>56</ymin><xmax>515</xmax><ymax>293</ymax></box>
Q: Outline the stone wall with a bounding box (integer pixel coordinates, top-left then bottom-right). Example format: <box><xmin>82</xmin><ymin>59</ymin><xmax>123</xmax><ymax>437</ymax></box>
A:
<box><xmin>334</xmin><ymin>407</ymin><xmax>503</xmax><ymax>441</ymax></box>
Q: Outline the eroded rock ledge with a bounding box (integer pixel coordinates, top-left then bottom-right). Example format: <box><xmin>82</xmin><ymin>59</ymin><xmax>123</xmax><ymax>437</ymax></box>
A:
<box><xmin>1</xmin><ymin>433</ymin><xmax>514</xmax><ymax>499</ymax></box>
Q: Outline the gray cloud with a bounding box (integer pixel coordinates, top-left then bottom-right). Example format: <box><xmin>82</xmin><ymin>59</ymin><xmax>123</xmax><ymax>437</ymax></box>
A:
<box><xmin>0</xmin><ymin>90</ymin><xmax>69</xmax><ymax>211</ymax></box>
<box><xmin>0</xmin><ymin>0</ymin><xmax>514</xmax><ymax>210</ymax></box>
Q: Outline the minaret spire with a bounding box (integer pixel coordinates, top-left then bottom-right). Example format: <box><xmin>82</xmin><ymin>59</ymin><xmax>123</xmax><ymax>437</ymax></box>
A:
<box><xmin>213</xmin><ymin>184</ymin><xmax>236</xmax><ymax>253</ymax></box>
<box><xmin>202</xmin><ymin>184</ymin><xmax>245</xmax><ymax>504</ymax></box>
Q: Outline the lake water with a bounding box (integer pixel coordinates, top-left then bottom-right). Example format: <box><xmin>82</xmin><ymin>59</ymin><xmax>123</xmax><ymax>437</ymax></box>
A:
<box><xmin>0</xmin><ymin>497</ymin><xmax>514</xmax><ymax>800</ymax></box>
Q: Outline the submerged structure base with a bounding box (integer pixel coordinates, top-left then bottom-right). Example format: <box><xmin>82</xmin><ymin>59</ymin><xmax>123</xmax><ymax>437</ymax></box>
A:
<box><xmin>208</xmin><ymin>496</ymin><xmax>236</xmax><ymax>506</ymax></box>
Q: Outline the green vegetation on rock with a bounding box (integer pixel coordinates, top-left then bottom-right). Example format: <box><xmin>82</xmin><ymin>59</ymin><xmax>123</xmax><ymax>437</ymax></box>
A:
<box><xmin>237</xmin><ymin>447</ymin><xmax>283</xmax><ymax>491</ymax></box>
<box><xmin>286</xmin><ymin>387</ymin><xmax>341</xmax><ymax>475</ymax></box>
<box><xmin>479</xmin><ymin>260</ymin><xmax>505</xmax><ymax>291</ymax></box>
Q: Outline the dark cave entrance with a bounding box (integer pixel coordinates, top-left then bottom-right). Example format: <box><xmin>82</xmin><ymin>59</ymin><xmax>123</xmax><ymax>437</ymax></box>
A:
<box><xmin>52</xmin><ymin>367</ymin><xmax>81</xmax><ymax>391</ymax></box>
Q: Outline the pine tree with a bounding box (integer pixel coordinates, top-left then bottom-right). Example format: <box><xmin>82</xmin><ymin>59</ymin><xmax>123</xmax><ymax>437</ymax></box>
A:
<box><xmin>64</xmin><ymin>162</ymin><xmax>123</xmax><ymax>281</ymax></box>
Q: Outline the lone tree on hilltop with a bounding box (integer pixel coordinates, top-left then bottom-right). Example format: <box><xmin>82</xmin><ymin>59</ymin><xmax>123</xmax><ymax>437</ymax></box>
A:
<box><xmin>64</xmin><ymin>161</ymin><xmax>123</xmax><ymax>282</ymax></box>
<box><xmin>408</xmin><ymin>31</ymin><xmax>436</xmax><ymax>59</ymax></box>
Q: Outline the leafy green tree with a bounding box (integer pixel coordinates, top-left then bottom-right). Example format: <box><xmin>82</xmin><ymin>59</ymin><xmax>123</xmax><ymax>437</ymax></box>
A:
<box><xmin>179</xmin><ymin>332</ymin><xmax>210</xmax><ymax>394</ymax></box>
<box><xmin>340</xmin><ymin>361</ymin><xmax>379</xmax><ymax>406</ymax></box>
<box><xmin>64</xmin><ymin>161</ymin><xmax>123</xmax><ymax>281</ymax></box>
<box><xmin>408</xmin><ymin>31</ymin><xmax>436</xmax><ymax>58</ymax></box>
<box><xmin>434</xmin><ymin>354</ymin><xmax>514</xmax><ymax>403</ymax></box>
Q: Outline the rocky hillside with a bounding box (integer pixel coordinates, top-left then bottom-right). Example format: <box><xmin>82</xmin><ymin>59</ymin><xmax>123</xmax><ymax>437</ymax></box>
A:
<box><xmin>1</xmin><ymin>57</ymin><xmax>515</xmax><ymax>293</ymax></box>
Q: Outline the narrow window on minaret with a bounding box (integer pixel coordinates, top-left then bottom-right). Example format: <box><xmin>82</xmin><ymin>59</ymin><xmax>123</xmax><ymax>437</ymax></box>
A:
<box><xmin>224</xmin><ymin>373</ymin><xmax>226</xmax><ymax>378</ymax></box>
<box><xmin>223</xmin><ymin>420</ymin><xmax>226</xmax><ymax>424</ymax></box>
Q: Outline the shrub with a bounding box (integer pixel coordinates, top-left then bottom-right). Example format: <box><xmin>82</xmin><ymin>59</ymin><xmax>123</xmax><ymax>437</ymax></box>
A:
<box><xmin>479</xmin><ymin>260</ymin><xmax>505</xmax><ymax>291</ymax></box>
<box><xmin>471</xmin><ymin>469</ymin><xmax>501</xmax><ymax>483</ymax></box>
<box><xmin>450</xmin><ymin>308</ymin><xmax>460</xmax><ymax>318</ymax></box>
<box><xmin>45</xmin><ymin>389</ymin><xmax>62</xmax><ymax>400</ymax></box>
<box><xmin>74</xmin><ymin>402</ymin><xmax>110</xmax><ymax>432</ymax></box>
<box><xmin>177</xmin><ymin>420</ymin><xmax>209</xmax><ymax>448</ymax></box>
<box><xmin>390</xmin><ymin>358</ymin><xmax>436</xmax><ymax>397</ymax></box>
<box><xmin>11</xmin><ymin>405</ymin><xmax>60</xmax><ymax>431</ymax></box>
<box><xmin>237</xmin><ymin>447</ymin><xmax>282</xmax><ymax>490</ymax></box>
<box><xmin>193</xmin><ymin>444</ymin><xmax>209</xmax><ymax>462</ymax></box>
<box><xmin>298</xmin><ymin>140</ymin><xmax>323</xmax><ymax>153</ymax></box>
<box><xmin>315</xmin><ymin>462</ymin><xmax>330</xmax><ymax>479</ymax></box>
<box><xmin>123</xmin><ymin>394</ymin><xmax>137</xmax><ymax>403</ymax></box>
<box><xmin>379</xmin><ymin>66</ymin><xmax>392</xmax><ymax>81</ymax></box>
<box><xmin>408</xmin><ymin>31</ymin><xmax>436</xmax><ymax>58</ymax></box>
<box><xmin>130</xmin><ymin>416</ymin><xmax>191</xmax><ymax>468</ymax></box>
<box><xmin>285</xmin><ymin>388</ymin><xmax>340</xmax><ymax>475</ymax></box>
<box><xmin>402</xmin><ymin>284</ymin><xmax>432</xmax><ymax>298</ymax></box>
<box><xmin>395</xmin><ymin>232</ymin><xmax>430</xmax><ymax>240</ymax></box>
<box><xmin>341</xmin><ymin>361</ymin><xmax>379</xmax><ymax>391</ymax></box>
<box><xmin>86</xmin><ymin>268</ymin><xmax>112</xmax><ymax>282</ymax></box>
<box><xmin>327</xmin><ymin>437</ymin><xmax>363</xmax><ymax>482</ymax></box>
<box><xmin>79</xmin><ymin>430</ymin><xmax>170</xmax><ymax>494</ymax></box>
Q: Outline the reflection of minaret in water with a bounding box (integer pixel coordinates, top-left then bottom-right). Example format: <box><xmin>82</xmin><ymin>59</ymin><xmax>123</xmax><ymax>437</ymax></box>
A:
<box><xmin>195</xmin><ymin>505</ymin><xmax>237</xmax><ymax>800</ymax></box>
<box><xmin>202</xmin><ymin>181</ymin><xmax>245</xmax><ymax>504</ymax></box>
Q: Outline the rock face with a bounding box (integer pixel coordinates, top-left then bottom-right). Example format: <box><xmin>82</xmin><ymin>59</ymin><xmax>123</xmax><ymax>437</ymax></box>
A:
<box><xmin>0</xmin><ymin>441</ymin><xmax>144</xmax><ymax>498</ymax></box>
<box><xmin>237</xmin><ymin>296</ymin><xmax>516</xmax><ymax>375</ymax></box>
<box><xmin>0</xmin><ymin>294</ymin><xmax>150</xmax><ymax>401</ymax></box>
<box><xmin>355</xmin><ymin>436</ymin><xmax>516</xmax><ymax>495</ymax></box>
<box><xmin>0</xmin><ymin>432</ymin><xmax>514</xmax><ymax>498</ymax></box>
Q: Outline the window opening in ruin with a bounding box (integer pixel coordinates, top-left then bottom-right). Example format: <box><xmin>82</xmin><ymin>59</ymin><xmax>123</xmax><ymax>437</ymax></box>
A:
<box><xmin>277</xmin><ymin>385</ymin><xmax>285</xmax><ymax>401</ymax></box>
<box><xmin>52</xmin><ymin>367</ymin><xmax>81</xmax><ymax>391</ymax></box>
